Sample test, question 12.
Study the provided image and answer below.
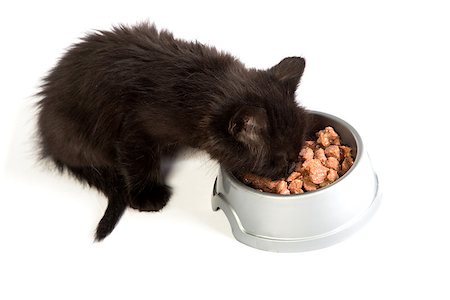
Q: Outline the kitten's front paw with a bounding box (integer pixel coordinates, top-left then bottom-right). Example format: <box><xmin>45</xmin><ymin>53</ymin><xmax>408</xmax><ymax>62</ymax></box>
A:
<box><xmin>129</xmin><ymin>184</ymin><xmax>172</xmax><ymax>212</ymax></box>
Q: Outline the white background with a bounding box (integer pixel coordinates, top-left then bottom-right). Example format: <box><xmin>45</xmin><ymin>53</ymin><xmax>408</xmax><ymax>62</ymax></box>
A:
<box><xmin>1</xmin><ymin>1</ymin><xmax>449</xmax><ymax>299</ymax></box>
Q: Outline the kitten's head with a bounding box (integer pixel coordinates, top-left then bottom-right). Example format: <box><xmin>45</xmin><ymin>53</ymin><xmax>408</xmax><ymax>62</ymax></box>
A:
<box><xmin>209</xmin><ymin>57</ymin><xmax>310</xmax><ymax>179</ymax></box>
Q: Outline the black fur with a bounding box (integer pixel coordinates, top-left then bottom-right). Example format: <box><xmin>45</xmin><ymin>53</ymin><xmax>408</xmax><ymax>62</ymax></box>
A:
<box><xmin>36</xmin><ymin>22</ymin><xmax>310</xmax><ymax>240</ymax></box>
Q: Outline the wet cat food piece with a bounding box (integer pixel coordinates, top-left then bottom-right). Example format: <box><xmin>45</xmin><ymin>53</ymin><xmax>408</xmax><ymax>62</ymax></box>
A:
<box><xmin>275</xmin><ymin>180</ymin><xmax>290</xmax><ymax>194</ymax></box>
<box><xmin>324</xmin><ymin>145</ymin><xmax>341</xmax><ymax>161</ymax></box>
<box><xmin>241</xmin><ymin>173</ymin><xmax>277</xmax><ymax>192</ymax></box>
<box><xmin>304</xmin><ymin>140</ymin><xmax>317</xmax><ymax>149</ymax></box>
<box><xmin>286</xmin><ymin>171</ymin><xmax>301</xmax><ymax>182</ymax></box>
<box><xmin>325</xmin><ymin>157</ymin><xmax>340</xmax><ymax>170</ymax></box>
<box><xmin>299</xmin><ymin>147</ymin><xmax>314</xmax><ymax>161</ymax></box>
<box><xmin>302</xmin><ymin>158</ymin><xmax>329</xmax><ymax>184</ymax></box>
<box><xmin>288</xmin><ymin>179</ymin><xmax>304</xmax><ymax>194</ymax></box>
<box><xmin>303</xmin><ymin>178</ymin><xmax>318</xmax><ymax>191</ymax></box>
<box><xmin>316</xmin><ymin>126</ymin><xmax>340</xmax><ymax>147</ymax></box>
<box><xmin>339</xmin><ymin>146</ymin><xmax>352</xmax><ymax>158</ymax></box>
<box><xmin>340</xmin><ymin>156</ymin><xmax>354</xmax><ymax>175</ymax></box>
<box><xmin>239</xmin><ymin>126</ymin><xmax>354</xmax><ymax>195</ymax></box>
<box><xmin>314</xmin><ymin>148</ymin><xmax>327</xmax><ymax>163</ymax></box>
<box><xmin>327</xmin><ymin>169</ymin><xmax>339</xmax><ymax>182</ymax></box>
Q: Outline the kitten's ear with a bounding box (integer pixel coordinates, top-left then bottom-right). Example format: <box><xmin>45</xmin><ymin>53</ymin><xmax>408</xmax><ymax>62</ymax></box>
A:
<box><xmin>270</xmin><ymin>57</ymin><xmax>306</xmax><ymax>93</ymax></box>
<box><xmin>228</xmin><ymin>106</ymin><xmax>267</xmax><ymax>146</ymax></box>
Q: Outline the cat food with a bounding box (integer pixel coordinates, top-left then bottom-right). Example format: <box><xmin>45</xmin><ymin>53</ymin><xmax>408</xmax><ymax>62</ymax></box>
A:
<box><xmin>240</xmin><ymin>126</ymin><xmax>354</xmax><ymax>195</ymax></box>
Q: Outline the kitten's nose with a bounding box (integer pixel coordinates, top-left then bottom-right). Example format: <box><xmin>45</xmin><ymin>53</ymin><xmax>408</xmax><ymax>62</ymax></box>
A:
<box><xmin>287</xmin><ymin>162</ymin><xmax>296</xmax><ymax>174</ymax></box>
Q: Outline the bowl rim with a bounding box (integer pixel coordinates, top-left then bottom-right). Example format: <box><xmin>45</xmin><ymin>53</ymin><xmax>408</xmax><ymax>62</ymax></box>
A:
<box><xmin>223</xmin><ymin>110</ymin><xmax>364</xmax><ymax>200</ymax></box>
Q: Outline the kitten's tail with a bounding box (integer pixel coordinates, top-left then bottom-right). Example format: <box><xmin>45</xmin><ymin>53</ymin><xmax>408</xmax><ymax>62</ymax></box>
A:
<box><xmin>95</xmin><ymin>196</ymin><xmax>127</xmax><ymax>241</ymax></box>
<box><xmin>54</xmin><ymin>163</ymin><xmax>127</xmax><ymax>242</ymax></box>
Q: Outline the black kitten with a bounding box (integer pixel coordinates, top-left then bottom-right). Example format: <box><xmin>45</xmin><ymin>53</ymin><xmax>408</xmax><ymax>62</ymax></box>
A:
<box><xmin>36</xmin><ymin>23</ymin><xmax>310</xmax><ymax>241</ymax></box>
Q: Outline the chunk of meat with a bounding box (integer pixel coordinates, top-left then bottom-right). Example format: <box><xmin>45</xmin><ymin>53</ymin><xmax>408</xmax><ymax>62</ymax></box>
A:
<box><xmin>288</xmin><ymin>179</ymin><xmax>304</xmax><ymax>194</ymax></box>
<box><xmin>325</xmin><ymin>157</ymin><xmax>340</xmax><ymax>170</ymax></box>
<box><xmin>331</xmin><ymin>136</ymin><xmax>341</xmax><ymax>146</ymax></box>
<box><xmin>324</xmin><ymin>145</ymin><xmax>341</xmax><ymax>161</ymax></box>
<box><xmin>279</xmin><ymin>189</ymin><xmax>291</xmax><ymax>195</ymax></box>
<box><xmin>319</xmin><ymin>180</ymin><xmax>331</xmax><ymax>188</ymax></box>
<box><xmin>286</xmin><ymin>171</ymin><xmax>301</xmax><ymax>182</ymax></box>
<box><xmin>341</xmin><ymin>156</ymin><xmax>354</xmax><ymax>174</ymax></box>
<box><xmin>302</xmin><ymin>159</ymin><xmax>329</xmax><ymax>184</ymax></box>
<box><xmin>314</xmin><ymin>148</ymin><xmax>327</xmax><ymax>163</ymax></box>
<box><xmin>299</xmin><ymin>146</ymin><xmax>314</xmax><ymax>161</ymax></box>
<box><xmin>316</xmin><ymin>126</ymin><xmax>340</xmax><ymax>147</ymax></box>
<box><xmin>327</xmin><ymin>169</ymin><xmax>339</xmax><ymax>182</ymax></box>
<box><xmin>275</xmin><ymin>180</ymin><xmax>290</xmax><ymax>194</ymax></box>
<box><xmin>303</xmin><ymin>178</ymin><xmax>318</xmax><ymax>191</ymax></box>
<box><xmin>340</xmin><ymin>145</ymin><xmax>352</xmax><ymax>158</ymax></box>
<box><xmin>304</xmin><ymin>140</ymin><xmax>317</xmax><ymax>149</ymax></box>
<box><xmin>241</xmin><ymin>173</ymin><xmax>280</xmax><ymax>192</ymax></box>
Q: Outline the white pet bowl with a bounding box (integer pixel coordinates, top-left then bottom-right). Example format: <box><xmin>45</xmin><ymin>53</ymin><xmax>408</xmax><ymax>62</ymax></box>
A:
<box><xmin>211</xmin><ymin>110</ymin><xmax>381</xmax><ymax>252</ymax></box>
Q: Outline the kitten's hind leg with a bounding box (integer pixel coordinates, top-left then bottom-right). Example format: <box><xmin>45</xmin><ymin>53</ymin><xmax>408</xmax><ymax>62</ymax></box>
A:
<box><xmin>116</xmin><ymin>132</ymin><xmax>172</xmax><ymax>212</ymax></box>
<box><xmin>65</xmin><ymin>165</ymin><xmax>127</xmax><ymax>241</ymax></box>
<box><xmin>128</xmin><ymin>184</ymin><xmax>172</xmax><ymax>212</ymax></box>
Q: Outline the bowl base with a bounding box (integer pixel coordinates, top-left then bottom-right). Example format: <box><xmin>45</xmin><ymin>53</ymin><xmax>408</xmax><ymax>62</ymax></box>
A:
<box><xmin>211</xmin><ymin>174</ymin><xmax>381</xmax><ymax>253</ymax></box>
